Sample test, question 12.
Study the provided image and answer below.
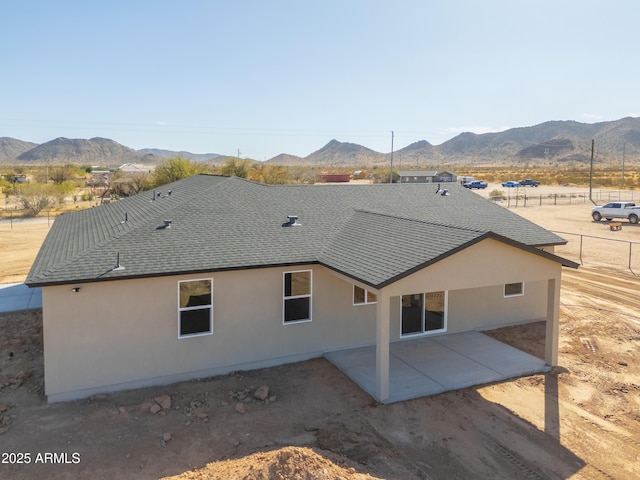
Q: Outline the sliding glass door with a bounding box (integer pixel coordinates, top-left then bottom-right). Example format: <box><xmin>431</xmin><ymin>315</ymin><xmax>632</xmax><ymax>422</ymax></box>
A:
<box><xmin>401</xmin><ymin>291</ymin><xmax>446</xmax><ymax>336</ymax></box>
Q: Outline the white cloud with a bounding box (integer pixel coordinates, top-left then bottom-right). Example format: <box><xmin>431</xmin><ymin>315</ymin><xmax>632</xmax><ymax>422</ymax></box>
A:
<box><xmin>156</xmin><ymin>121</ymin><xmax>168</xmax><ymax>126</ymax></box>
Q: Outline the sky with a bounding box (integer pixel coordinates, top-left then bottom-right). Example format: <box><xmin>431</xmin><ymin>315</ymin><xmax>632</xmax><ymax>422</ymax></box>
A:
<box><xmin>2</xmin><ymin>0</ymin><xmax>639</xmax><ymax>160</ymax></box>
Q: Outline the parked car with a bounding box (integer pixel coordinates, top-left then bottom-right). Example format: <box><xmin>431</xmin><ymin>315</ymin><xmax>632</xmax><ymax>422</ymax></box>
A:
<box><xmin>463</xmin><ymin>180</ymin><xmax>488</xmax><ymax>189</ymax></box>
<box><xmin>591</xmin><ymin>202</ymin><xmax>640</xmax><ymax>224</ymax></box>
<box><xmin>501</xmin><ymin>181</ymin><xmax>520</xmax><ymax>188</ymax></box>
<box><xmin>519</xmin><ymin>179</ymin><xmax>540</xmax><ymax>187</ymax></box>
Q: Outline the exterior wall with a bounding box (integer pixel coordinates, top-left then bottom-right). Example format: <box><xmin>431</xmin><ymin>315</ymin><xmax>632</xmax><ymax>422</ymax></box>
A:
<box><xmin>447</xmin><ymin>280</ymin><xmax>547</xmax><ymax>332</ymax></box>
<box><xmin>381</xmin><ymin>239</ymin><xmax>560</xmax><ymax>341</ymax></box>
<box><xmin>401</xmin><ymin>175</ymin><xmax>431</xmax><ymax>184</ymax></box>
<box><xmin>382</xmin><ymin>238</ymin><xmax>561</xmax><ymax>296</ymax></box>
<box><xmin>43</xmin><ymin>264</ymin><xmax>377</xmax><ymax>401</ymax></box>
<box><xmin>42</xmin><ymin>237</ymin><xmax>561</xmax><ymax>401</ymax></box>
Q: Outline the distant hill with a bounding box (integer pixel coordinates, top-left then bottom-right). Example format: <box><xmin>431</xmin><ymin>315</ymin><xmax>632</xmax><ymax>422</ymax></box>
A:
<box><xmin>138</xmin><ymin>148</ymin><xmax>223</xmax><ymax>163</ymax></box>
<box><xmin>0</xmin><ymin>137</ymin><xmax>38</xmax><ymax>162</ymax></box>
<box><xmin>263</xmin><ymin>117</ymin><xmax>640</xmax><ymax>166</ymax></box>
<box><xmin>297</xmin><ymin>139</ymin><xmax>386</xmax><ymax>166</ymax></box>
<box><xmin>2</xmin><ymin>117</ymin><xmax>639</xmax><ymax>167</ymax></box>
<box><xmin>267</xmin><ymin>153</ymin><xmax>304</xmax><ymax>165</ymax></box>
<box><xmin>434</xmin><ymin>118</ymin><xmax>639</xmax><ymax>164</ymax></box>
<box><xmin>15</xmin><ymin>137</ymin><xmax>154</xmax><ymax>166</ymax></box>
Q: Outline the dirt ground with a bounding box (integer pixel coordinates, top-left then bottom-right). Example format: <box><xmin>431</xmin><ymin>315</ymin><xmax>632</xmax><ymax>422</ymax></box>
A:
<box><xmin>0</xmin><ymin>218</ymin><xmax>51</xmax><ymax>284</ymax></box>
<box><xmin>1</xmin><ymin>192</ymin><xmax>639</xmax><ymax>479</ymax></box>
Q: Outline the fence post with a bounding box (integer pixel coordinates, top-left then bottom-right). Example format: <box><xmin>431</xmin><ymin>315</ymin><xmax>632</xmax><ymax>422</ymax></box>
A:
<box><xmin>539</xmin><ymin>195</ymin><xmax>542</xmax><ymax>206</ymax></box>
<box><xmin>580</xmin><ymin>235</ymin><xmax>583</xmax><ymax>265</ymax></box>
<box><xmin>554</xmin><ymin>193</ymin><xmax>557</xmax><ymax>205</ymax></box>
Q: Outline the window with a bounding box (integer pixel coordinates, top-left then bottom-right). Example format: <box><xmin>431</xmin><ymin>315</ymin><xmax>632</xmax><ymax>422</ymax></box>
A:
<box><xmin>353</xmin><ymin>285</ymin><xmax>377</xmax><ymax>305</ymax></box>
<box><xmin>178</xmin><ymin>279</ymin><xmax>213</xmax><ymax>337</ymax></box>
<box><xmin>283</xmin><ymin>270</ymin><xmax>312</xmax><ymax>323</ymax></box>
<box><xmin>504</xmin><ymin>282</ymin><xmax>524</xmax><ymax>297</ymax></box>
<box><xmin>401</xmin><ymin>291</ymin><xmax>446</xmax><ymax>336</ymax></box>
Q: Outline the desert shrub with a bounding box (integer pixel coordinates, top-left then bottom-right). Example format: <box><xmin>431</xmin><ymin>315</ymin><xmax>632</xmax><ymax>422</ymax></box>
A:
<box><xmin>19</xmin><ymin>183</ymin><xmax>57</xmax><ymax>216</ymax></box>
<box><xmin>489</xmin><ymin>189</ymin><xmax>504</xmax><ymax>201</ymax></box>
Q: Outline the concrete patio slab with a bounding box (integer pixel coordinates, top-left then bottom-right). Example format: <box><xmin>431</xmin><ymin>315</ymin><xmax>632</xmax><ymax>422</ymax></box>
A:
<box><xmin>0</xmin><ymin>283</ymin><xmax>42</xmax><ymax>312</ymax></box>
<box><xmin>324</xmin><ymin>331</ymin><xmax>549</xmax><ymax>404</ymax></box>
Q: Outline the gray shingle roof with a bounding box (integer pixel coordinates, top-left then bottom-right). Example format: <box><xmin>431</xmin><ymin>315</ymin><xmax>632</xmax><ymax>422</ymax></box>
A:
<box><xmin>26</xmin><ymin>175</ymin><xmax>574</xmax><ymax>288</ymax></box>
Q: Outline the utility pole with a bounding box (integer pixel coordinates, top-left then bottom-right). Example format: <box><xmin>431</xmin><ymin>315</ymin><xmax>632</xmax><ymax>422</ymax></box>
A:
<box><xmin>589</xmin><ymin>139</ymin><xmax>595</xmax><ymax>205</ymax></box>
<box><xmin>389</xmin><ymin>131</ymin><xmax>394</xmax><ymax>183</ymax></box>
<box><xmin>622</xmin><ymin>143</ymin><xmax>626</xmax><ymax>187</ymax></box>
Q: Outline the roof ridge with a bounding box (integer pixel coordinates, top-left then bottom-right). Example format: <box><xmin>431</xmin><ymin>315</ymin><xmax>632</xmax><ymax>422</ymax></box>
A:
<box><xmin>353</xmin><ymin>208</ymin><xmax>487</xmax><ymax>234</ymax></box>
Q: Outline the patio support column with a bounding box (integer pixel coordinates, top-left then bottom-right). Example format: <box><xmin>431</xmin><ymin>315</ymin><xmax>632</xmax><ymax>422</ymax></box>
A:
<box><xmin>375</xmin><ymin>291</ymin><xmax>391</xmax><ymax>402</ymax></box>
<box><xmin>545</xmin><ymin>278</ymin><xmax>560</xmax><ymax>365</ymax></box>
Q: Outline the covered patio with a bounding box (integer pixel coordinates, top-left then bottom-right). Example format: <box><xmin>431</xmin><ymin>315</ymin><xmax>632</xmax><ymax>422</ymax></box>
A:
<box><xmin>324</xmin><ymin>331</ymin><xmax>548</xmax><ymax>404</ymax></box>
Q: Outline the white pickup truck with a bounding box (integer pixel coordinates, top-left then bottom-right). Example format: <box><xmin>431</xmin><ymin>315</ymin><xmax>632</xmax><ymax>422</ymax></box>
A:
<box><xmin>591</xmin><ymin>201</ymin><xmax>640</xmax><ymax>224</ymax></box>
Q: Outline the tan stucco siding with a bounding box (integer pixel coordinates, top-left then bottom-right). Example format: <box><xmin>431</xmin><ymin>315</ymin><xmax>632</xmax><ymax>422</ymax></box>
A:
<box><xmin>42</xmin><ymin>265</ymin><xmax>376</xmax><ymax>400</ymax></box>
<box><xmin>378</xmin><ymin>239</ymin><xmax>560</xmax><ymax>341</ymax></box>
<box><xmin>41</xmin><ymin>238</ymin><xmax>562</xmax><ymax>401</ymax></box>
<box><xmin>447</xmin><ymin>280</ymin><xmax>547</xmax><ymax>332</ymax></box>
<box><xmin>382</xmin><ymin>238</ymin><xmax>561</xmax><ymax>297</ymax></box>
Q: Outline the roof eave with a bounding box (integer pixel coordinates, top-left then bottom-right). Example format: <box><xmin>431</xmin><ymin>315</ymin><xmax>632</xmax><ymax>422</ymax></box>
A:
<box><xmin>368</xmin><ymin>231</ymin><xmax>578</xmax><ymax>289</ymax></box>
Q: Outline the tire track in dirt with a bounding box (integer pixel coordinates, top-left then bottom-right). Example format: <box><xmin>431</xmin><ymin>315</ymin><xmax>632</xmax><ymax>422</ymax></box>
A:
<box><xmin>555</xmin><ymin>266</ymin><xmax>640</xmax><ymax>479</ymax></box>
<box><xmin>561</xmin><ymin>268</ymin><xmax>640</xmax><ymax>326</ymax></box>
<box><xmin>489</xmin><ymin>442</ymin><xmax>546</xmax><ymax>480</ymax></box>
<box><xmin>556</xmin><ymin>398</ymin><xmax>640</xmax><ymax>478</ymax></box>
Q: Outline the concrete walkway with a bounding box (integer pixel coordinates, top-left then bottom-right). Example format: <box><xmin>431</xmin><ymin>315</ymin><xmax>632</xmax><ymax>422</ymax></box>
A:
<box><xmin>324</xmin><ymin>331</ymin><xmax>549</xmax><ymax>404</ymax></box>
<box><xmin>0</xmin><ymin>283</ymin><xmax>42</xmax><ymax>312</ymax></box>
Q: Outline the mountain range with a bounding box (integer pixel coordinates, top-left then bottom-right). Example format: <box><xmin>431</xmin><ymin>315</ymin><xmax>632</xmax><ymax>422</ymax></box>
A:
<box><xmin>1</xmin><ymin>117</ymin><xmax>639</xmax><ymax>167</ymax></box>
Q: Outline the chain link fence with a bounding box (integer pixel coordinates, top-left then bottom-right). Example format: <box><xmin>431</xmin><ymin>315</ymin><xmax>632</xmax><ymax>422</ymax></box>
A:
<box><xmin>498</xmin><ymin>189</ymin><xmax>637</xmax><ymax>208</ymax></box>
<box><xmin>552</xmin><ymin>231</ymin><xmax>640</xmax><ymax>275</ymax></box>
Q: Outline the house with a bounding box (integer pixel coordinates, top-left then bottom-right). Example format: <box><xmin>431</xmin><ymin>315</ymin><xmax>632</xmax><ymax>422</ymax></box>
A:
<box><xmin>26</xmin><ymin>174</ymin><xmax>577</xmax><ymax>403</ymax></box>
<box><xmin>398</xmin><ymin>170</ymin><xmax>458</xmax><ymax>183</ymax></box>
<box><xmin>118</xmin><ymin>163</ymin><xmax>155</xmax><ymax>174</ymax></box>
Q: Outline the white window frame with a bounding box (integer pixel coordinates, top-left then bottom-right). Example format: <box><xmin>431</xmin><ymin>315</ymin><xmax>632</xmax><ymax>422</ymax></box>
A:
<box><xmin>399</xmin><ymin>291</ymin><xmax>448</xmax><ymax>338</ymax></box>
<box><xmin>178</xmin><ymin>278</ymin><xmax>213</xmax><ymax>338</ymax></box>
<box><xmin>353</xmin><ymin>285</ymin><xmax>377</xmax><ymax>306</ymax></box>
<box><xmin>504</xmin><ymin>282</ymin><xmax>525</xmax><ymax>298</ymax></box>
<box><xmin>283</xmin><ymin>270</ymin><xmax>312</xmax><ymax>324</ymax></box>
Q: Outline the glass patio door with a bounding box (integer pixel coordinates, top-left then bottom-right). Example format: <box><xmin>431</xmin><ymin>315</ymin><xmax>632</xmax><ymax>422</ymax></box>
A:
<box><xmin>401</xmin><ymin>291</ymin><xmax>446</xmax><ymax>336</ymax></box>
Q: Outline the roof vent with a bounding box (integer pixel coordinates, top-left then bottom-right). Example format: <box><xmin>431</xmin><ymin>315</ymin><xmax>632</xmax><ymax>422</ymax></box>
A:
<box><xmin>283</xmin><ymin>215</ymin><xmax>301</xmax><ymax>227</ymax></box>
<box><xmin>113</xmin><ymin>252</ymin><xmax>125</xmax><ymax>271</ymax></box>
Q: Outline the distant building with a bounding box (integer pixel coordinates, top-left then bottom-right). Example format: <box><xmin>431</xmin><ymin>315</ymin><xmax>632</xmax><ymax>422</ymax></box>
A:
<box><xmin>118</xmin><ymin>163</ymin><xmax>155</xmax><ymax>174</ymax></box>
<box><xmin>321</xmin><ymin>173</ymin><xmax>350</xmax><ymax>183</ymax></box>
<box><xmin>398</xmin><ymin>170</ymin><xmax>458</xmax><ymax>184</ymax></box>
